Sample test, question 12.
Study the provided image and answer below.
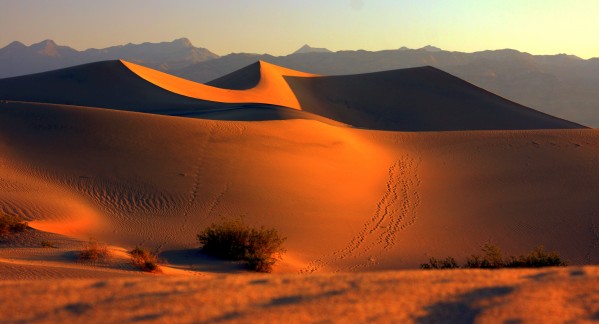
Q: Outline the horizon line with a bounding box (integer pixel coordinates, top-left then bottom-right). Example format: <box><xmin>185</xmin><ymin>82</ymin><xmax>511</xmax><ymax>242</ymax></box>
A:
<box><xmin>1</xmin><ymin>38</ymin><xmax>596</xmax><ymax>60</ymax></box>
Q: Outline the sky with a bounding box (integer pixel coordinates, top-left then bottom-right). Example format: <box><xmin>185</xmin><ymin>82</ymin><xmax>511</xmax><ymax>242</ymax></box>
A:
<box><xmin>1</xmin><ymin>0</ymin><xmax>598</xmax><ymax>58</ymax></box>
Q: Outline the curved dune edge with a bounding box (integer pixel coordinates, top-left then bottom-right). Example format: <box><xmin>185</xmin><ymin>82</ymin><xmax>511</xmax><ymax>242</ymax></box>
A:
<box><xmin>120</xmin><ymin>60</ymin><xmax>317</xmax><ymax>110</ymax></box>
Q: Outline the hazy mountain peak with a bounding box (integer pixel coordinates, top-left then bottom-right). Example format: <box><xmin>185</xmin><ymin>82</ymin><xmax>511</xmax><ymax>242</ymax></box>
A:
<box><xmin>418</xmin><ymin>45</ymin><xmax>442</xmax><ymax>52</ymax></box>
<box><xmin>293</xmin><ymin>44</ymin><xmax>332</xmax><ymax>54</ymax></box>
<box><xmin>30</xmin><ymin>39</ymin><xmax>63</xmax><ymax>57</ymax></box>
<box><xmin>31</xmin><ymin>39</ymin><xmax>57</xmax><ymax>48</ymax></box>
<box><xmin>172</xmin><ymin>37</ymin><xmax>194</xmax><ymax>48</ymax></box>
<box><xmin>3</xmin><ymin>41</ymin><xmax>26</xmax><ymax>50</ymax></box>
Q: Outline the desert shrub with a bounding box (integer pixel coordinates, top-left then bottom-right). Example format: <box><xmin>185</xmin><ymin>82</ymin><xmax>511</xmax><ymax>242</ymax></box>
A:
<box><xmin>41</xmin><ymin>241</ymin><xmax>57</xmax><ymax>248</ymax></box>
<box><xmin>0</xmin><ymin>214</ymin><xmax>28</xmax><ymax>236</ymax></box>
<box><xmin>420</xmin><ymin>257</ymin><xmax>459</xmax><ymax>270</ymax></box>
<box><xmin>130</xmin><ymin>247</ymin><xmax>161</xmax><ymax>273</ymax></box>
<box><xmin>78</xmin><ymin>241</ymin><xmax>110</xmax><ymax>263</ymax></box>
<box><xmin>197</xmin><ymin>219</ymin><xmax>286</xmax><ymax>272</ymax></box>
<box><xmin>506</xmin><ymin>245</ymin><xmax>567</xmax><ymax>268</ymax></box>
<box><xmin>425</xmin><ymin>243</ymin><xmax>567</xmax><ymax>270</ymax></box>
<box><xmin>464</xmin><ymin>243</ymin><xmax>505</xmax><ymax>269</ymax></box>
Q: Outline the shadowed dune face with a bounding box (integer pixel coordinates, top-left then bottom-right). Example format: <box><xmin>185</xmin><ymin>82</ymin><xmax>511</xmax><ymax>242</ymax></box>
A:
<box><xmin>0</xmin><ymin>60</ymin><xmax>227</xmax><ymax>113</ymax></box>
<box><xmin>285</xmin><ymin>67</ymin><xmax>585</xmax><ymax>131</ymax></box>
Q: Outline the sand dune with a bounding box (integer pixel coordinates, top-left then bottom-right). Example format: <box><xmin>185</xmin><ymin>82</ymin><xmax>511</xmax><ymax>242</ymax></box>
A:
<box><xmin>1</xmin><ymin>99</ymin><xmax>598</xmax><ymax>272</ymax></box>
<box><xmin>1</xmin><ymin>59</ymin><xmax>598</xmax><ymax>321</ymax></box>
<box><xmin>0</xmin><ymin>60</ymin><xmax>584</xmax><ymax>131</ymax></box>
<box><xmin>0</xmin><ymin>61</ymin><xmax>330</xmax><ymax>123</ymax></box>
<box><xmin>286</xmin><ymin>66</ymin><xmax>585</xmax><ymax>131</ymax></box>
<box><xmin>121</xmin><ymin>60</ymin><xmax>316</xmax><ymax>109</ymax></box>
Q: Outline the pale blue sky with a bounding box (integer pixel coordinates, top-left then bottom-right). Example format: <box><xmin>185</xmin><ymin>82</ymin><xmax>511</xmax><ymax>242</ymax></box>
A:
<box><xmin>1</xmin><ymin>0</ymin><xmax>598</xmax><ymax>58</ymax></box>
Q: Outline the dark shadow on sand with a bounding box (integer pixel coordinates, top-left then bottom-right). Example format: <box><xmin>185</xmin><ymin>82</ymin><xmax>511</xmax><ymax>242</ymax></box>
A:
<box><xmin>159</xmin><ymin>248</ymin><xmax>248</xmax><ymax>274</ymax></box>
<box><xmin>415</xmin><ymin>286</ymin><xmax>514</xmax><ymax>323</ymax></box>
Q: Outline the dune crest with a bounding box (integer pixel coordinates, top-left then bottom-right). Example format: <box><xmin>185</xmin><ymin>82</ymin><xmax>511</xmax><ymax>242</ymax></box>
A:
<box><xmin>121</xmin><ymin>60</ymin><xmax>316</xmax><ymax>109</ymax></box>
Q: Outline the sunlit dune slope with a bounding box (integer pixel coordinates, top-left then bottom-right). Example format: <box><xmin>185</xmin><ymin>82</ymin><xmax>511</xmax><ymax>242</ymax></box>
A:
<box><xmin>121</xmin><ymin>60</ymin><xmax>315</xmax><ymax>109</ymax></box>
<box><xmin>285</xmin><ymin>66</ymin><xmax>586</xmax><ymax>131</ymax></box>
<box><xmin>206</xmin><ymin>61</ymin><xmax>315</xmax><ymax>90</ymax></box>
<box><xmin>0</xmin><ymin>101</ymin><xmax>597</xmax><ymax>272</ymax></box>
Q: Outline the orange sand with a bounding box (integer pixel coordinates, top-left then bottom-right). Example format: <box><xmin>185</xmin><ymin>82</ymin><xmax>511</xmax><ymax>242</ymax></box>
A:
<box><xmin>0</xmin><ymin>60</ymin><xmax>597</xmax><ymax>322</ymax></box>
<box><xmin>121</xmin><ymin>60</ymin><xmax>316</xmax><ymax>109</ymax></box>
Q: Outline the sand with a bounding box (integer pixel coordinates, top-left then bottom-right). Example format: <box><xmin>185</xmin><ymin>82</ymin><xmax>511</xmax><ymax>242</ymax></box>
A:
<box><xmin>0</xmin><ymin>60</ymin><xmax>597</xmax><ymax>322</ymax></box>
<box><xmin>121</xmin><ymin>60</ymin><xmax>315</xmax><ymax>109</ymax></box>
<box><xmin>1</xmin><ymin>266</ymin><xmax>597</xmax><ymax>322</ymax></box>
<box><xmin>286</xmin><ymin>66</ymin><xmax>584</xmax><ymax>131</ymax></box>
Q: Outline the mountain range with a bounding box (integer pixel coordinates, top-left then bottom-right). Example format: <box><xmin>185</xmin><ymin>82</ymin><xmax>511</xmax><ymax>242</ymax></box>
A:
<box><xmin>0</xmin><ymin>38</ymin><xmax>217</xmax><ymax>77</ymax></box>
<box><xmin>1</xmin><ymin>38</ymin><xmax>598</xmax><ymax>126</ymax></box>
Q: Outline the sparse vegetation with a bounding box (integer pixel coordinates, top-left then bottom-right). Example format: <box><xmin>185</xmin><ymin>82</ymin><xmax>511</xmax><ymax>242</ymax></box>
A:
<box><xmin>78</xmin><ymin>241</ymin><xmax>110</xmax><ymax>263</ymax></box>
<box><xmin>465</xmin><ymin>243</ymin><xmax>506</xmax><ymax>269</ymax></box>
<box><xmin>420</xmin><ymin>257</ymin><xmax>459</xmax><ymax>269</ymax></box>
<box><xmin>41</xmin><ymin>241</ymin><xmax>57</xmax><ymax>248</ymax></box>
<box><xmin>422</xmin><ymin>244</ymin><xmax>567</xmax><ymax>270</ymax></box>
<box><xmin>197</xmin><ymin>219</ymin><xmax>286</xmax><ymax>272</ymax></box>
<box><xmin>130</xmin><ymin>247</ymin><xmax>161</xmax><ymax>273</ymax></box>
<box><xmin>505</xmin><ymin>245</ymin><xmax>567</xmax><ymax>268</ymax></box>
<box><xmin>0</xmin><ymin>213</ymin><xmax>28</xmax><ymax>236</ymax></box>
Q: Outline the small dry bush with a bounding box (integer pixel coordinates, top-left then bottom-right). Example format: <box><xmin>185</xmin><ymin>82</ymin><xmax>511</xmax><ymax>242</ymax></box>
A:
<box><xmin>130</xmin><ymin>247</ymin><xmax>161</xmax><ymax>273</ymax></box>
<box><xmin>78</xmin><ymin>241</ymin><xmax>110</xmax><ymax>263</ymax></box>
<box><xmin>465</xmin><ymin>243</ymin><xmax>506</xmax><ymax>269</ymax></box>
<box><xmin>197</xmin><ymin>219</ymin><xmax>286</xmax><ymax>272</ymax></box>
<box><xmin>0</xmin><ymin>214</ymin><xmax>28</xmax><ymax>237</ymax></box>
<box><xmin>505</xmin><ymin>245</ymin><xmax>567</xmax><ymax>268</ymax></box>
<box><xmin>420</xmin><ymin>257</ymin><xmax>459</xmax><ymax>269</ymax></box>
<box><xmin>423</xmin><ymin>243</ymin><xmax>567</xmax><ymax>270</ymax></box>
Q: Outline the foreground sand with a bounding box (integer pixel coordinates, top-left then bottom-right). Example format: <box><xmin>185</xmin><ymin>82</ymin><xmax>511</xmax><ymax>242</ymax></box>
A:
<box><xmin>0</xmin><ymin>266</ymin><xmax>597</xmax><ymax>323</ymax></box>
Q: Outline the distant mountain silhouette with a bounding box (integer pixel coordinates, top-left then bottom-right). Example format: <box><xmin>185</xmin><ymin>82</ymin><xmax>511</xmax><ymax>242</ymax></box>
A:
<box><xmin>417</xmin><ymin>45</ymin><xmax>443</xmax><ymax>52</ymax></box>
<box><xmin>0</xmin><ymin>38</ymin><xmax>218</xmax><ymax>78</ymax></box>
<box><xmin>293</xmin><ymin>44</ymin><xmax>332</xmax><ymax>54</ymax></box>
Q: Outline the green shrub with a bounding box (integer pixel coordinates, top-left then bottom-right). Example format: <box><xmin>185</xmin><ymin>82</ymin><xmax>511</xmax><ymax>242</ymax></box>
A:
<box><xmin>197</xmin><ymin>219</ymin><xmax>286</xmax><ymax>272</ymax></box>
<box><xmin>78</xmin><ymin>241</ymin><xmax>110</xmax><ymax>263</ymax></box>
<box><xmin>130</xmin><ymin>247</ymin><xmax>161</xmax><ymax>273</ymax></box>
<box><xmin>0</xmin><ymin>214</ymin><xmax>28</xmax><ymax>236</ymax></box>
<box><xmin>420</xmin><ymin>257</ymin><xmax>459</xmax><ymax>269</ymax></box>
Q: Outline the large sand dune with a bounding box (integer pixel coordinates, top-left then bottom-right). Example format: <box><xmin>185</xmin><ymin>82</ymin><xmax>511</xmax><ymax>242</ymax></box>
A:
<box><xmin>0</xmin><ymin>60</ymin><xmax>584</xmax><ymax>131</ymax></box>
<box><xmin>0</xmin><ymin>99</ymin><xmax>597</xmax><ymax>271</ymax></box>
<box><xmin>0</xmin><ymin>60</ymin><xmax>336</xmax><ymax>124</ymax></box>
<box><xmin>1</xmin><ymin>60</ymin><xmax>598</xmax><ymax>321</ymax></box>
<box><xmin>286</xmin><ymin>67</ymin><xmax>585</xmax><ymax>131</ymax></box>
